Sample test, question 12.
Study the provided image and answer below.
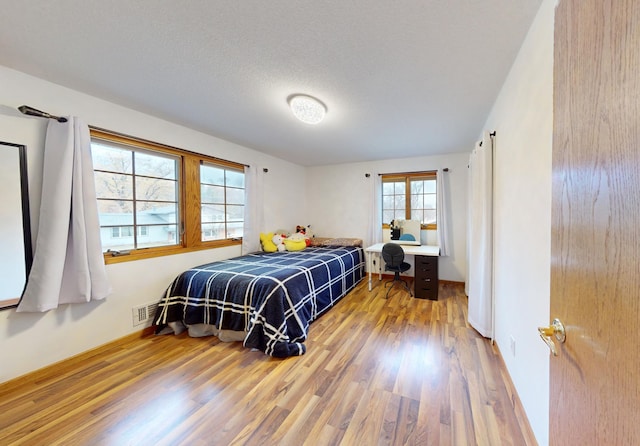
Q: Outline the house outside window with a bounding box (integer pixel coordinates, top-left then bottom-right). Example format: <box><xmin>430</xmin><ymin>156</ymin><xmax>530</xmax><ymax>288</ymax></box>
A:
<box><xmin>110</xmin><ymin>225</ymin><xmax>152</xmax><ymax>239</ymax></box>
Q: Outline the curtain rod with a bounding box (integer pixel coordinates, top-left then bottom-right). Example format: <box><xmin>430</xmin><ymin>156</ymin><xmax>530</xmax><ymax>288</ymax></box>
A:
<box><xmin>479</xmin><ymin>131</ymin><xmax>497</xmax><ymax>147</ymax></box>
<box><xmin>18</xmin><ymin>105</ymin><xmax>68</xmax><ymax>123</ymax></box>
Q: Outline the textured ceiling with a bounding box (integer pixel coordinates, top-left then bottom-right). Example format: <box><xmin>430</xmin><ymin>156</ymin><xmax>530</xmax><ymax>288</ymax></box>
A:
<box><xmin>0</xmin><ymin>1</ymin><xmax>542</xmax><ymax>166</ymax></box>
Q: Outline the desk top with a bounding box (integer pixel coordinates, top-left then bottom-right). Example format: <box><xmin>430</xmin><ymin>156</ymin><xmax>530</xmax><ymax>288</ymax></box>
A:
<box><xmin>365</xmin><ymin>243</ymin><xmax>439</xmax><ymax>256</ymax></box>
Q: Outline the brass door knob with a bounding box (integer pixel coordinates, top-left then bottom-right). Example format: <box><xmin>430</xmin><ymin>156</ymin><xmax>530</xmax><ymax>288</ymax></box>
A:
<box><xmin>538</xmin><ymin>318</ymin><xmax>566</xmax><ymax>356</ymax></box>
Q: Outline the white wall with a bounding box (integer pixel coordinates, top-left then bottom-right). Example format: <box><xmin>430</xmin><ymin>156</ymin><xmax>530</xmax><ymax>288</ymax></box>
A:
<box><xmin>483</xmin><ymin>0</ymin><xmax>555</xmax><ymax>444</ymax></box>
<box><xmin>0</xmin><ymin>66</ymin><xmax>306</xmax><ymax>383</ymax></box>
<box><xmin>306</xmin><ymin>152</ymin><xmax>469</xmax><ymax>282</ymax></box>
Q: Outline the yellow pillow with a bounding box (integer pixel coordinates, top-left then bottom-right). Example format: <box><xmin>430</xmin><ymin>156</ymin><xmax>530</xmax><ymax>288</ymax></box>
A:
<box><xmin>260</xmin><ymin>232</ymin><xmax>277</xmax><ymax>252</ymax></box>
<box><xmin>283</xmin><ymin>238</ymin><xmax>306</xmax><ymax>252</ymax></box>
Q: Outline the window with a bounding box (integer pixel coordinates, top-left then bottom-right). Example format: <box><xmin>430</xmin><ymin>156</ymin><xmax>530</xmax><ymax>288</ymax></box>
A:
<box><xmin>92</xmin><ymin>140</ymin><xmax>179</xmax><ymax>252</ymax></box>
<box><xmin>200</xmin><ymin>163</ymin><xmax>245</xmax><ymax>241</ymax></box>
<box><xmin>90</xmin><ymin>129</ymin><xmax>244</xmax><ymax>263</ymax></box>
<box><xmin>382</xmin><ymin>171</ymin><xmax>437</xmax><ymax>229</ymax></box>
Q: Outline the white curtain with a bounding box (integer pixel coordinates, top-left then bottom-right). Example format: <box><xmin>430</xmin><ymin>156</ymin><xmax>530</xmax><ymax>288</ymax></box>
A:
<box><xmin>18</xmin><ymin>117</ymin><xmax>111</xmax><ymax>312</ymax></box>
<box><xmin>466</xmin><ymin>131</ymin><xmax>494</xmax><ymax>338</ymax></box>
<box><xmin>365</xmin><ymin>172</ymin><xmax>382</xmax><ymax>248</ymax></box>
<box><xmin>242</xmin><ymin>165</ymin><xmax>264</xmax><ymax>254</ymax></box>
<box><xmin>436</xmin><ymin>168</ymin><xmax>450</xmax><ymax>256</ymax></box>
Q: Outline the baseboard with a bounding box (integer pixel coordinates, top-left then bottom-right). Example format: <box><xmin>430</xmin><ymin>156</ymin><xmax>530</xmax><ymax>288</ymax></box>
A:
<box><xmin>493</xmin><ymin>342</ymin><xmax>539</xmax><ymax>446</ymax></box>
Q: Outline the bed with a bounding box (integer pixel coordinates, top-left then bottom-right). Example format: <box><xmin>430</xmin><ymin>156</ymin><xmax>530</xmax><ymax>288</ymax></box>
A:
<box><xmin>153</xmin><ymin>241</ymin><xmax>364</xmax><ymax>358</ymax></box>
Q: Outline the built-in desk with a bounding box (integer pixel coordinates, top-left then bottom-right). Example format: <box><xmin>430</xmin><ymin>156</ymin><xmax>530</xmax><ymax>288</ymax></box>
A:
<box><xmin>365</xmin><ymin>243</ymin><xmax>440</xmax><ymax>300</ymax></box>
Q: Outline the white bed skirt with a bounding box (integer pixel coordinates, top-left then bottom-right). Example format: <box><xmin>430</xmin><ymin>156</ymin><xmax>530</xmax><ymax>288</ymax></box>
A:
<box><xmin>158</xmin><ymin>321</ymin><xmax>247</xmax><ymax>343</ymax></box>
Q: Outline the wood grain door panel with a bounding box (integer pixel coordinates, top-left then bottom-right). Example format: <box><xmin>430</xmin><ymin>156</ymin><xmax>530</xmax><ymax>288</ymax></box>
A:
<box><xmin>551</xmin><ymin>1</ymin><xmax>640</xmax><ymax>444</ymax></box>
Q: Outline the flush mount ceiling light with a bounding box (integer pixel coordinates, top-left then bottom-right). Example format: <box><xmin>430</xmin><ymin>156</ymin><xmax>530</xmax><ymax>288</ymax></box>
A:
<box><xmin>288</xmin><ymin>94</ymin><xmax>327</xmax><ymax>125</ymax></box>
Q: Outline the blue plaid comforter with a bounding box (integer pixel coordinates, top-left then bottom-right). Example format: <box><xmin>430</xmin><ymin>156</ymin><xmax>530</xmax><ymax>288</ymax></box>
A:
<box><xmin>153</xmin><ymin>246</ymin><xmax>364</xmax><ymax>357</ymax></box>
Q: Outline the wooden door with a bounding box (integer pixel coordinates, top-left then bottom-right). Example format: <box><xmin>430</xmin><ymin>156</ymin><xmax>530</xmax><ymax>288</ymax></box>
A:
<box><xmin>550</xmin><ymin>1</ymin><xmax>640</xmax><ymax>444</ymax></box>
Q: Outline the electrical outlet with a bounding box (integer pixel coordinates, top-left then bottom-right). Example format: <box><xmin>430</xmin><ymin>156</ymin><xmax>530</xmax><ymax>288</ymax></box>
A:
<box><xmin>510</xmin><ymin>335</ymin><xmax>516</xmax><ymax>357</ymax></box>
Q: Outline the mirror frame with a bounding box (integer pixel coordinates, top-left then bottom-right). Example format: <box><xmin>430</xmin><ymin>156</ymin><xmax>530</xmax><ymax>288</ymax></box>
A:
<box><xmin>0</xmin><ymin>141</ymin><xmax>33</xmax><ymax>310</ymax></box>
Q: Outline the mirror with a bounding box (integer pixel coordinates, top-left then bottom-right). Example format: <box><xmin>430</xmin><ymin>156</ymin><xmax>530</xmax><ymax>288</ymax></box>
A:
<box><xmin>0</xmin><ymin>141</ymin><xmax>33</xmax><ymax>309</ymax></box>
<box><xmin>389</xmin><ymin>219</ymin><xmax>421</xmax><ymax>246</ymax></box>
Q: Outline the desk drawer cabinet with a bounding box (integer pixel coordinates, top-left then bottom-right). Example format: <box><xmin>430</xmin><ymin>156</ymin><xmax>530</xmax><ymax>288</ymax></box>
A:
<box><xmin>414</xmin><ymin>255</ymin><xmax>438</xmax><ymax>300</ymax></box>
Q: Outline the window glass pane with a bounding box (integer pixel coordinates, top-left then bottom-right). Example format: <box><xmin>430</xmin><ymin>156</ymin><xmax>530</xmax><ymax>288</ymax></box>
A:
<box><xmin>92</xmin><ymin>143</ymin><xmax>132</xmax><ymax>174</ymax></box>
<box><xmin>410</xmin><ymin>180</ymin><xmax>424</xmax><ymax>194</ymax></box>
<box><xmin>201</xmin><ymin>204</ymin><xmax>225</xmax><ymax>224</ymax></box>
<box><xmin>226</xmin><ymin>170</ymin><xmax>245</xmax><ymax>188</ymax></box>
<box><xmin>424</xmin><ymin>194</ymin><xmax>436</xmax><ymax>210</ymax></box>
<box><xmin>201</xmin><ymin>165</ymin><xmax>225</xmax><ymax>185</ymax></box>
<box><xmin>411</xmin><ymin>209</ymin><xmax>424</xmax><ymax>223</ymax></box>
<box><xmin>226</xmin><ymin>204</ymin><xmax>244</xmax><ymax>221</ymax></box>
<box><xmin>424</xmin><ymin>179</ymin><xmax>436</xmax><ymax>193</ymax></box>
<box><xmin>382</xmin><ymin>182</ymin><xmax>396</xmax><ymax>195</ymax></box>
<box><xmin>201</xmin><ymin>184</ymin><xmax>225</xmax><ymax>204</ymax></box>
<box><xmin>382</xmin><ymin>196</ymin><xmax>396</xmax><ymax>209</ymax></box>
<box><xmin>136</xmin><ymin>202</ymin><xmax>178</xmax><ymax>225</ymax></box>
<box><xmin>97</xmin><ymin>200</ymin><xmax>134</xmax><ymax>226</ymax></box>
<box><xmin>411</xmin><ymin>193</ymin><xmax>423</xmax><ymax>209</ymax></box>
<box><xmin>166</xmin><ymin>225</ymin><xmax>179</xmax><ymax>245</ymax></box>
<box><xmin>226</xmin><ymin>187</ymin><xmax>244</xmax><ymax>205</ymax></box>
<box><xmin>394</xmin><ymin>195</ymin><xmax>405</xmax><ymax>209</ymax></box>
<box><xmin>138</xmin><ymin>224</ymin><xmax>178</xmax><ymax>248</ymax></box>
<box><xmin>383</xmin><ymin>210</ymin><xmax>395</xmax><ymax>224</ymax></box>
<box><xmin>95</xmin><ymin>172</ymin><xmax>133</xmax><ymax>200</ymax></box>
<box><xmin>101</xmin><ymin>226</ymin><xmax>134</xmax><ymax>251</ymax></box>
<box><xmin>226</xmin><ymin>222</ymin><xmax>243</xmax><ymax>239</ymax></box>
<box><xmin>135</xmin><ymin>177</ymin><xmax>177</xmax><ymax>202</ymax></box>
<box><xmin>424</xmin><ymin>210</ymin><xmax>436</xmax><ymax>224</ymax></box>
<box><xmin>202</xmin><ymin>223</ymin><xmax>225</xmax><ymax>241</ymax></box>
<box><xmin>383</xmin><ymin>178</ymin><xmax>408</xmax><ymax>222</ymax></box>
<box><xmin>134</xmin><ymin>151</ymin><xmax>177</xmax><ymax>179</ymax></box>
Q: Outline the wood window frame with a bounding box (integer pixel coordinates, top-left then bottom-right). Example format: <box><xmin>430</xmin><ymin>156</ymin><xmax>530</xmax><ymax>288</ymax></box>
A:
<box><xmin>90</xmin><ymin>128</ymin><xmax>244</xmax><ymax>264</ymax></box>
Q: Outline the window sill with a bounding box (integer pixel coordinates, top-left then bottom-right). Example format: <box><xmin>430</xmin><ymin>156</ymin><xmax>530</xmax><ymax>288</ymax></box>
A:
<box><xmin>103</xmin><ymin>239</ymin><xmax>242</xmax><ymax>264</ymax></box>
<box><xmin>0</xmin><ymin>298</ymin><xmax>20</xmax><ymax>311</ymax></box>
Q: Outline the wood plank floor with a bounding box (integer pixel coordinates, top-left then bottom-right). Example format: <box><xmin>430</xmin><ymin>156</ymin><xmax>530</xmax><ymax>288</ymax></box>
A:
<box><xmin>0</xmin><ymin>280</ymin><xmax>536</xmax><ymax>445</ymax></box>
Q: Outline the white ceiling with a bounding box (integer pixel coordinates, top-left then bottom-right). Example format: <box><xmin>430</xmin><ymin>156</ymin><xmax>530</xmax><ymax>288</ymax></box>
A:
<box><xmin>0</xmin><ymin>1</ymin><xmax>542</xmax><ymax>166</ymax></box>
